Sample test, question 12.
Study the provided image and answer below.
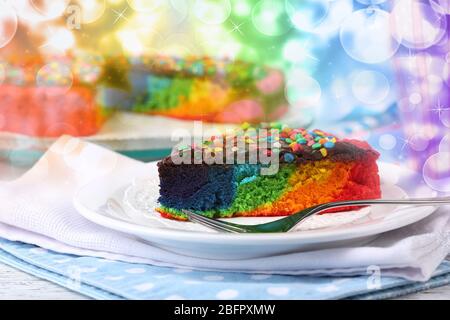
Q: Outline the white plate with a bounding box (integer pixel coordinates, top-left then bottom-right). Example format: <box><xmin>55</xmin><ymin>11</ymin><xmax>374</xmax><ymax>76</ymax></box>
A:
<box><xmin>73</xmin><ymin>162</ymin><xmax>437</xmax><ymax>260</ymax></box>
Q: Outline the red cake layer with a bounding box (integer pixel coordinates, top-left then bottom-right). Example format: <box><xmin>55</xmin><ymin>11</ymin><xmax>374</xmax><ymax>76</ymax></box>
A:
<box><xmin>0</xmin><ymin>85</ymin><xmax>104</xmax><ymax>137</ymax></box>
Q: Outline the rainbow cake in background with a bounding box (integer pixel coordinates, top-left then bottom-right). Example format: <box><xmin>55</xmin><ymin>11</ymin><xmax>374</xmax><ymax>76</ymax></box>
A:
<box><xmin>0</xmin><ymin>54</ymin><xmax>288</xmax><ymax>138</ymax></box>
<box><xmin>97</xmin><ymin>55</ymin><xmax>288</xmax><ymax>123</ymax></box>
<box><xmin>0</xmin><ymin>55</ymin><xmax>105</xmax><ymax>137</ymax></box>
<box><xmin>157</xmin><ymin>123</ymin><xmax>381</xmax><ymax>220</ymax></box>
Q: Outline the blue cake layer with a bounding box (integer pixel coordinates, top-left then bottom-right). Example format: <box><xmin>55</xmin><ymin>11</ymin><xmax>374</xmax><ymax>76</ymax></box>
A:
<box><xmin>157</xmin><ymin>164</ymin><xmax>236</xmax><ymax>212</ymax></box>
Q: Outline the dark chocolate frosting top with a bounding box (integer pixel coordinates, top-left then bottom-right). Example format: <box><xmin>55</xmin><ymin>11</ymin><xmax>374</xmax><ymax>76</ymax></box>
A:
<box><xmin>160</xmin><ymin>124</ymin><xmax>379</xmax><ymax>166</ymax></box>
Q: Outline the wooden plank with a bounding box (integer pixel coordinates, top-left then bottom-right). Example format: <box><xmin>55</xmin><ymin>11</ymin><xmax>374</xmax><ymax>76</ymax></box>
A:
<box><xmin>0</xmin><ymin>263</ymin><xmax>87</xmax><ymax>300</ymax></box>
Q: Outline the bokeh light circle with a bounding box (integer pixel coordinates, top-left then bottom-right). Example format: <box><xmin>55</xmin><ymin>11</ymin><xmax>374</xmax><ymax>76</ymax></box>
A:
<box><xmin>396</xmin><ymin>52</ymin><xmax>446</xmax><ymax>95</ymax></box>
<box><xmin>440</xmin><ymin>108</ymin><xmax>450</xmax><ymax>128</ymax></box>
<box><xmin>409</xmin><ymin>92</ymin><xmax>422</xmax><ymax>105</ymax></box>
<box><xmin>325</xmin><ymin>77</ymin><xmax>355</xmax><ymax>120</ymax></box>
<box><xmin>378</xmin><ymin>134</ymin><xmax>397</xmax><ymax>151</ymax></box>
<box><xmin>413</xmin><ymin>184</ymin><xmax>438</xmax><ymax>198</ymax></box>
<box><xmin>401</xmin><ymin>54</ymin><xmax>447</xmax><ymax>91</ymax></box>
<box><xmin>239</xmin><ymin>45</ymin><xmax>260</xmax><ymax>62</ymax></box>
<box><xmin>36</xmin><ymin>62</ymin><xmax>73</xmax><ymax>95</ymax></box>
<box><xmin>409</xmin><ymin>133</ymin><xmax>430</xmax><ymax>152</ymax></box>
<box><xmin>434</xmin><ymin>32</ymin><xmax>450</xmax><ymax>49</ymax></box>
<box><xmin>30</xmin><ymin>0</ymin><xmax>70</xmax><ymax>20</ymax></box>
<box><xmin>398</xmin><ymin>97</ymin><xmax>416</xmax><ymax>113</ymax></box>
<box><xmin>311</xmin><ymin>0</ymin><xmax>353</xmax><ymax>37</ymax></box>
<box><xmin>351</xmin><ymin>70</ymin><xmax>390</xmax><ymax>105</ymax></box>
<box><xmin>285</xmin><ymin>72</ymin><xmax>321</xmax><ymax>107</ymax></box>
<box><xmin>118</xmin><ymin>28</ymin><xmax>164</xmax><ymax>56</ymax></box>
<box><xmin>391</xmin><ymin>0</ymin><xmax>447</xmax><ymax>50</ymax></box>
<box><xmin>425</xmin><ymin>74</ymin><xmax>444</xmax><ymax>95</ymax></box>
<box><xmin>76</xmin><ymin>0</ymin><xmax>106</xmax><ymax>24</ymax></box>
<box><xmin>170</xmin><ymin>0</ymin><xmax>189</xmax><ymax>25</ymax></box>
<box><xmin>423</xmin><ymin>123</ymin><xmax>441</xmax><ymax>140</ymax></box>
<box><xmin>430</xmin><ymin>0</ymin><xmax>450</xmax><ymax>15</ymax></box>
<box><xmin>439</xmin><ymin>134</ymin><xmax>450</xmax><ymax>152</ymax></box>
<box><xmin>282</xmin><ymin>39</ymin><xmax>316</xmax><ymax>63</ymax></box>
<box><xmin>443</xmin><ymin>59</ymin><xmax>450</xmax><ymax>87</ymax></box>
<box><xmin>72</xmin><ymin>52</ymin><xmax>104</xmax><ymax>83</ymax></box>
<box><xmin>11</xmin><ymin>0</ymin><xmax>64</xmax><ymax>23</ymax></box>
<box><xmin>252</xmin><ymin>0</ymin><xmax>292</xmax><ymax>36</ymax></box>
<box><xmin>285</xmin><ymin>0</ymin><xmax>329</xmax><ymax>32</ymax></box>
<box><xmin>193</xmin><ymin>0</ymin><xmax>231</xmax><ymax>25</ymax></box>
<box><xmin>39</xmin><ymin>27</ymin><xmax>75</xmax><ymax>54</ymax></box>
<box><xmin>423</xmin><ymin>152</ymin><xmax>450</xmax><ymax>192</ymax></box>
<box><xmin>356</xmin><ymin>0</ymin><xmax>387</xmax><ymax>4</ymax></box>
<box><xmin>127</xmin><ymin>0</ymin><xmax>165</xmax><ymax>13</ymax></box>
<box><xmin>339</xmin><ymin>7</ymin><xmax>400</xmax><ymax>64</ymax></box>
<box><xmin>233</xmin><ymin>1</ymin><xmax>251</xmax><ymax>16</ymax></box>
<box><xmin>0</xmin><ymin>2</ymin><xmax>18</xmax><ymax>49</ymax></box>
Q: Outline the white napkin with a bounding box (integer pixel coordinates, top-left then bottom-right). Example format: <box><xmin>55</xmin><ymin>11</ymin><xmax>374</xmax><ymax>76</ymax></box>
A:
<box><xmin>0</xmin><ymin>136</ymin><xmax>449</xmax><ymax>282</ymax></box>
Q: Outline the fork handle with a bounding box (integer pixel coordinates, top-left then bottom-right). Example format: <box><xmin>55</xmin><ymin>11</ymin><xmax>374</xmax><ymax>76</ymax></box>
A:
<box><xmin>285</xmin><ymin>196</ymin><xmax>450</xmax><ymax>232</ymax></box>
<box><xmin>318</xmin><ymin>197</ymin><xmax>450</xmax><ymax>210</ymax></box>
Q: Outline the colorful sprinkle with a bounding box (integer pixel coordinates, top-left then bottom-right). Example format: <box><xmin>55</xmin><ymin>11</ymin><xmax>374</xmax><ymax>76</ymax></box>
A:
<box><xmin>283</xmin><ymin>153</ymin><xmax>295</xmax><ymax>163</ymax></box>
<box><xmin>314</xmin><ymin>130</ymin><xmax>324</xmax><ymax>136</ymax></box>
<box><xmin>270</xmin><ymin>122</ymin><xmax>282</xmax><ymax>130</ymax></box>
<box><xmin>324</xmin><ymin>141</ymin><xmax>335</xmax><ymax>149</ymax></box>
<box><xmin>290</xmin><ymin>143</ymin><xmax>302</xmax><ymax>152</ymax></box>
<box><xmin>282</xmin><ymin>125</ymin><xmax>292</xmax><ymax>132</ymax></box>
<box><xmin>179</xmin><ymin>123</ymin><xmax>338</xmax><ymax>162</ymax></box>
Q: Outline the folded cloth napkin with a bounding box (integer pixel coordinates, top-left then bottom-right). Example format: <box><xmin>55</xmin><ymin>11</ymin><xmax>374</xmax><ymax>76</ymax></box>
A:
<box><xmin>0</xmin><ymin>136</ymin><xmax>449</xmax><ymax>282</ymax></box>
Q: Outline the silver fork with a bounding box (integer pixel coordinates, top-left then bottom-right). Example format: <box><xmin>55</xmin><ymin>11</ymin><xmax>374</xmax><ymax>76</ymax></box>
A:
<box><xmin>182</xmin><ymin>197</ymin><xmax>450</xmax><ymax>233</ymax></box>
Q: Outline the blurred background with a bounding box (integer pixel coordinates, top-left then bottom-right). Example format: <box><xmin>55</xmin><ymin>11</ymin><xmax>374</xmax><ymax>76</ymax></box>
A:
<box><xmin>0</xmin><ymin>0</ymin><xmax>449</xmax><ymax>194</ymax></box>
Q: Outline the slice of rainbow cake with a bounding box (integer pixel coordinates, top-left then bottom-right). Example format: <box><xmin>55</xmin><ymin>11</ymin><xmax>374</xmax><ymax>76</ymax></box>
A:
<box><xmin>157</xmin><ymin>123</ymin><xmax>381</xmax><ymax>220</ymax></box>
